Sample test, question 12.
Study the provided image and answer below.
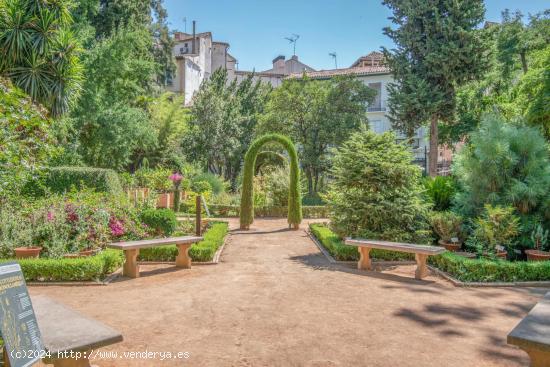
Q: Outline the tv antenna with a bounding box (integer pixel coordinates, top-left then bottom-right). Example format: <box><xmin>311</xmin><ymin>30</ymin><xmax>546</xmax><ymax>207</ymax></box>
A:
<box><xmin>285</xmin><ymin>34</ymin><xmax>300</xmax><ymax>55</ymax></box>
<box><xmin>329</xmin><ymin>52</ymin><xmax>338</xmax><ymax>68</ymax></box>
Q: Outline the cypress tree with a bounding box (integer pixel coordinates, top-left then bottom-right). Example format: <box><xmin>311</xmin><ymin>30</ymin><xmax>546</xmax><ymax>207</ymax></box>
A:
<box><xmin>240</xmin><ymin>134</ymin><xmax>302</xmax><ymax>230</ymax></box>
<box><xmin>382</xmin><ymin>0</ymin><xmax>488</xmax><ymax>176</ymax></box>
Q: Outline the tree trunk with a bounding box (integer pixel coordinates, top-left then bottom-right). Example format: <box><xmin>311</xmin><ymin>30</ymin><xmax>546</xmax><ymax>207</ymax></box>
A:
<box><xmin>428</xmin><ymin>115</ymin><xmax>439</xmax><ymax>177</ymax></box>
<box><xmin>520</xmin><ymin>51</ymin><xmax>528</xmax><ymax>74</ymax></box>
<box><xmin>305</xmin><ymin>168</ymin><xmax>314</xmax><ymax>196</ymax></box>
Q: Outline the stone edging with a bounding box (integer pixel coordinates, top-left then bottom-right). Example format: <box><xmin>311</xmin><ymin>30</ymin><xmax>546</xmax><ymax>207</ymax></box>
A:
<box><xmin>306</xmin><ymin>229</ymin><xmax>550</xmax><ymax>288</ymax></box>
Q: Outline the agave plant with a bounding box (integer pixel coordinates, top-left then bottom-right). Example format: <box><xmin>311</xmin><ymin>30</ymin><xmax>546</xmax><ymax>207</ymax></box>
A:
<box><xmin>0</xmin><ymin>0</ymin><xmax>82</xmax><ymax>116</ymax></box>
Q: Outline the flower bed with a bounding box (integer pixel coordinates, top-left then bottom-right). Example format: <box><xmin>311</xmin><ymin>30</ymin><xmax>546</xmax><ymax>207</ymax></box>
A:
<box><xmin>310</xmin><ymin>223</ymin><xmax>550</xmax><ymax>282</ymax></box>
<box><xmin>138</xmin><ymin>221</ymin><xmax>229</xmax><ymax>262</ymax></box>
<box><xmin>0</xmin><ymin>249</ymin><xmax>123</xmax><ymax>282</ymax></box>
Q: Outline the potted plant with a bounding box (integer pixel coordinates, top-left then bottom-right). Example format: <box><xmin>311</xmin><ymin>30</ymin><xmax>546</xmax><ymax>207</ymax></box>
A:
<box><xmin>430</xmin><ymin>212</ymin><xmax>463</xmax><ymax>251</ymax></box>
<box><xmin>473</xmin><ymin>204</ymin><xmax>519</xmax><ymax>259</ymax></box>
<box><xmin>14</xmin><ymin>245</ymin><xmax>42</xmax><ymax>259</ymax></box>
<box><xmin>525</xmin><ymin>224</ymin><xmax>550</xmax><ymax>261</ymax></box>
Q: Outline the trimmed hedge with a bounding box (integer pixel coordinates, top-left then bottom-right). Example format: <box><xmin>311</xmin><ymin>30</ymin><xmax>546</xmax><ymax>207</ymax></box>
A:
<box><xmin>429</xmin><ymin>252</ymin><xmax>550</xmax><ymax>282</ymax></box>
<box><xmin>309</xmin><ymin>223</ymin><xmax>413</xmax><ymax>261</ymax></box>
<box><xmin>27</xmin><ymin>166</ymin><xmax>122</xmax><ymax>196</ymax></box>
<box><xmin>139</xmin><ymin>221</ymin><xmax>229</xmax><ymax>262</ymax></box>
<box><xmin>209</xmin><ymin>205</ymin><xmax>328</xmax><ymax>219</ymax></box>
<box><xmin>240</xmin><ymin>134</ymin><xmax>302</xmax><ymax>229</ymax></box>
<box><xmin>140</xmin><ymin>208</ymin><xmax>177</xmax><ymax>236</ymax></box>
<box><xmin>310</xmin><ymin>223</ymin><xmax>550</xmax><ymax>282</ymax></box>
<box><xmin>0</xmin><ymin>249</ymin><xmax>124</xmax><ymax>282</ymax></box>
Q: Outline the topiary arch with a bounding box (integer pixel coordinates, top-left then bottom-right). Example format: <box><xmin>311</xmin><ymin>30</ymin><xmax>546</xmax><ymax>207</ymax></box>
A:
<box><xmin>240</xmin><ymin>134</ymin><xmax>302</xmax><ymax>230</ymax></box>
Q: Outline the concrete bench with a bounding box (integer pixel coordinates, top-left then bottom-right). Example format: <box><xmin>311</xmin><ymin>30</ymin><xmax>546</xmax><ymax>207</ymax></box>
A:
<box><xmin>108</xmin><ymin>236</ymin><xmax>203</xmax><ymax>278</ymax></box>
<box><xmin>507</xmin><ymin>291</ymin><xmax>550</xmax><ymax>367</ymax></box>
<box><xmin>34</xmin><ymin>295</ymin><xmax>122</xmax><ymax>367</ymax></box>
<box><xmin>344</xmin><ymin>238</ymin><xmax>446</xmax><ymax>279</ymax></box>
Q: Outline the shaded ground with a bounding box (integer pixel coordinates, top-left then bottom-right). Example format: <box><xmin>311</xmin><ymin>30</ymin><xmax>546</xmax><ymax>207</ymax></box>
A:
<box><xmin>31</xmin><ymin>218</ymin><xmax>548</xmax><ymax>367</ymax></box>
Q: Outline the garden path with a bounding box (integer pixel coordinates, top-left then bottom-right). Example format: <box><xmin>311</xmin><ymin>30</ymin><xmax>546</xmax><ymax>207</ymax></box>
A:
<box><xmin>31</xmin><ymin>218</ymin><xmax>547</xmax><ymax>367</ymax></box>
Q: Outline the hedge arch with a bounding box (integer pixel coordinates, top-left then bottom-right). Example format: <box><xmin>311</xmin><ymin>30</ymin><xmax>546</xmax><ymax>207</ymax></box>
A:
<box><xmin>240</xmin><ymin>134</ymin><xmax>302</xmax><ymax>230</ymax></box>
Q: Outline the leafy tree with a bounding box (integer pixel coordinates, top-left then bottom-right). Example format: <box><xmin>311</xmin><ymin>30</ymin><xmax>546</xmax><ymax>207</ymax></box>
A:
<box><xmin>325</xmin><ymin>129</ymin><xmax>430</xmax><ymax>242</ymax></box>
<box><xmin>382</xmin><ymin>0</ymin><xmax>488</xmax><ymax>176</ymax></box>
<box><xmin>184</xmin><ymin>69</ymin><xmax>271</xmax><ymax>188</ymax></box>
<box><xmin>151</xmin><ymin>0</ymin><xmax>175</xmax><ymax>86</ymax></box>
<box><xmin>259</xmin><ymin>76</ymin><xmax>374</xmax><ymax>195</ymax></box>
<box><xmin>0</xmin><ymin>0</ymin><xmax>82</xmax><ymax>116</ymax></box>
<box><xmin>93</xmin><ymin>0</ymin><xmax>151</xmax><ymax>38</ymax></box>
<box><xmin>0</xmin><ymin>78</ymin><xmax>59</xmax><ymax>197</ymax></box>
<box><xmin>69</xmin><ymin>28</ymin><xmax>157</xmax><ymax>170</ymax></box>
<box><xmin>453</xmin><ymin>115</ymin><xmax>550</xmax><ymax>245</ymax></box>
<box><xmin>441</xmin><ymin>11</ymin><xmax>550</xmax><ymax>144</ymax></box>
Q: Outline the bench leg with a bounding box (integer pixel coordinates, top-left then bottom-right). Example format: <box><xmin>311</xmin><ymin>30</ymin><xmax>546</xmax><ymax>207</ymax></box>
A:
<box><xmin>518</xmin><ymin>347</ymin><xmax>550</xmax><ymax>367</ymax></box>
<box><xmin>50</xmin><ymin>357</ymin><xmax>93</xmax><ymax>367</ymax></box>
<box><xmin>175</xmin><ymin>243</ymin><xmax>192</xmax><ymax>268</ymax></box>
<box><xmin>357</xmin><ymin>247</ymin><xmax>372</xmax><ymax>270</ymax></box>
<box><xmin>415</xmin><ymin>254</ymin><xmax>428</xmax><ymax>280</ymax></box>
<box><xmin>123</xmin><ymin>249</ymin><xmax>140</xmax><ymax>278</ymax></box>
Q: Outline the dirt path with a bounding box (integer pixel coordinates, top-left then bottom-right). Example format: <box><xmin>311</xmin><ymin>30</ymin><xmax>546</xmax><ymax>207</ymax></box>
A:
<box><xmin>31</xmin><ymin>218</ymin><xmax>547</xmax><ymax>367</ymax></box>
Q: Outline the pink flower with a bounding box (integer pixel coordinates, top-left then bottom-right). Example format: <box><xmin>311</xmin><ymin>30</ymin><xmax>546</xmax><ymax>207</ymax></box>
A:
<box><xmin>169</xmin><ymin>172</ymin><xmax>183</xmax><ymax>184</ymax></box>
<box><xmin>65</xmin><ymin>204</ymin><xmax>78</xmax><ymax>223</ymax></box>
<box><xmin>109</xmin><ymin>218</ymin><xmax>125</xmax><ymax>237</ymax></box>
<box><xmin>47</xmin><ymin>211</ymin><xmax>55</xmax><ymax>222</ymax></box>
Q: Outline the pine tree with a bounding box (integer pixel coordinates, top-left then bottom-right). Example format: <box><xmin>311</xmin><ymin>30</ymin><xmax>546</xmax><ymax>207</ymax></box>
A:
<box><xmin>382</xmin><ymin>0</ymin><xmax>488</xmax><ymax>176</ymax></box>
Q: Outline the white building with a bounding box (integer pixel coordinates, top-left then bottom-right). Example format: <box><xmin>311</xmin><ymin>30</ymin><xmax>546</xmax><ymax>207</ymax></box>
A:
<box><xmin>169</xmin><ymin>31</ymin><xmax>315</xmax><ymax>104</ymax></box>
<box><xmin>287</xmin><ymin>51</ymin><xmax>428</xmax><ymax>164</ymax></box>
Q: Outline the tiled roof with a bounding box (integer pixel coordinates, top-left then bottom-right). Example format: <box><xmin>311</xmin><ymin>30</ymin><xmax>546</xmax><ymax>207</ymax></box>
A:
<box><xmin>286</xmin><ymin>65</ymin><xmax>390</xmax><ymax>79</ymax></box>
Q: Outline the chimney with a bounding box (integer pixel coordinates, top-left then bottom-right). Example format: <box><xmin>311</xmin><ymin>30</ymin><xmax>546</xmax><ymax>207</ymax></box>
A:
<box><xmin>272</xmin><ymin>55</ymin><xmax>285</xmax><ymax>73</ymax></box>
<box><xmin>192</xmin><ymin>21</ymin><xmax>196</xmax><ymax>54</ymax></box>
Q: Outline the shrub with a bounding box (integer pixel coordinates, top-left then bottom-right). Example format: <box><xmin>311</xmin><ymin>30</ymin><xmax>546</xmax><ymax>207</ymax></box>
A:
<box><xmin>139</xmin><ymin>208</ymin><xmax>177</xmax><ymax>236</ymax></box>
<box><xmin>424</xmin><ymin>176</ymin><xmax>456</xmax><ymax>211</ymax></box>
<box><xmin>453</xmin><ymin>115</ymin><xmax>550</xmax><ymax>220</ymax></box>
<box><xmin>191</xmin><ymin>180</ymin><xmax>212</xmax><ymax>194</ymax></box>
<box><xmin>0</xmin><ymin>249</ymin><xmax>124</xmax><ymax>282</ymax></box>
<box><xmin>430</xmin><ymin>212</ymin><xmax>462</xmax><ymax>243</ymax></box>
<box><xmin>530</xmin><ymin>224</ymin><xmax>549</xmax><ymax>252</ymax></box>
<box><xmin>139</xmin><ymin>222</ymin><xmax>229</xmax><ymax>262</ymax></box>
<box><xmin>429</xmin><ymin>252</ymin><xmax>550</xmax><ymax>282</ymax></box>
<box><xmin>0</xmin><ymin>191</ymin><xmax>147</xmax><ymax>258</ymax></box>
<box><xmin>470</xmin><ymin>204</ymin><xmax>520</xmax><ymax>254</ymax></box>
<box><xmin>309</xmin><ymin>223</ymin><xmax>413</xmax><ymax>261</ymax></box>
<box><xmin>240</xmin><ymin>134</ymin><xmax>302</xmax><ymax>229</ymax></box>
<box><xmin>325</xmin><ymin>129</ymin><xmax>430</xmax><ymax>243</ymax></box>
<box><xmin>133</xmin><ymin>167</ymin><xmax>173</xmax><ymax>191</ymax></box>
<box><xmin>24</xmin><ymin>166</ymin><xmax>123</xmax><ymax>197</ymax></box>
<box><xmin>191</xmin><ymin>173</ymin><xmax>226</xmax><ymax>195</ymax></box>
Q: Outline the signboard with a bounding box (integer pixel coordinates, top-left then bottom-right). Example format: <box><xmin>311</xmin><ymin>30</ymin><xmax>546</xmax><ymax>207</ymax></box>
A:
<box><xmin>0</xmin><ymin>262</ymin><xmax>43</xmax><ymax>367</ymax></box>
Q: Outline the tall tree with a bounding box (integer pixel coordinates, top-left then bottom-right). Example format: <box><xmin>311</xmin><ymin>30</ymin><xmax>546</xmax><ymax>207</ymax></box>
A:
<box><xmin>93</xmin><ymin>0</ymin><xmax>151</xmax><ymax>38</ymax></box>
<box><xmin>382</xmin><ymin>0</ymin><xmax>488</xmax><ymax>176</ymax></box>
<box><xmin>0</xmin><ymin>0</ymin><xmax>82</xmax><ymax>116</ymax></box>
<box><xmin>184</xmin><ymin>69</ymin><xmax>271</xmax><ymax>188</ymax></box>
<box><xmin>259</xmin><ymin>76</ymin><xmax>374</xmax><ymax>196</ymax></box>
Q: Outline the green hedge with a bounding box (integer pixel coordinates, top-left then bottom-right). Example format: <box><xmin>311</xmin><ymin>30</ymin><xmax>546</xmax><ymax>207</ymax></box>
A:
<box><xmin>140</xmin><ymin>208</ymin><xmax>177</xmax><ymax>236</ymax></box>
<box><xmin>209</xmin><ymin>205</ymin><xmax>328</xmax><ymax>219</ymax></box>
<box><xmin>0</xmin><ymin>249</ymin><xmax>124</xmax><ymax>282</ymax></box>
<box><xmin>429</xmin><ymin>252</ymin><xmax>550</xmax><ymax>282</ymax></box>
<box><xmin>309</xmin><ymin>223</ymin><xmax>413</xmax><ymax>261</ymax></box>
<box><xmin>139</xmin><ymin>222</ymin><xmax>229</xmax><ymax>262</ymax></box>
<box><xmin>26</xmin><ymin>166</ymin><xmax>122</xmax><ymax>196</ymax></box>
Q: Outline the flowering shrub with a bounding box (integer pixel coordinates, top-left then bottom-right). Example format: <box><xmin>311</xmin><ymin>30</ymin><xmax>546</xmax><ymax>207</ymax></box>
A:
<box><xmin>0</xmin><ymin>190</ymin><xmax>150</xmax><ymax>258</ymax></box>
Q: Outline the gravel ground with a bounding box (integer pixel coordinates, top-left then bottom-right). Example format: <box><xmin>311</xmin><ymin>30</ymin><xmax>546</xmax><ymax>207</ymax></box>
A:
<box><xmin>30</xmin><ymin>218</ymin><xmax>548</xmax><ymax>367</ymax></box>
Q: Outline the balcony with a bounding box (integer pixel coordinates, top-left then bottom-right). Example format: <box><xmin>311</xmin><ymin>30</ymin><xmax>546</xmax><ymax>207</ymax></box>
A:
<box><xmin>367</xmin><ymin>100</ymin><xmax>387</xmax><ymax>112</ymax></box>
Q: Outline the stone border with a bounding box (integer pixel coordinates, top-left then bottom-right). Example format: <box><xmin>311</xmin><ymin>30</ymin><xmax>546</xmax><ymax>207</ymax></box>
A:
<box><xmin>307</xmin><ymin>228</ymin><xmax>550</xmax><ymax>288</ymax></box>
<box><xmin>28</xmin><ymin>235</ymin><xmax>230</xmax><ymax>286</ymax></box>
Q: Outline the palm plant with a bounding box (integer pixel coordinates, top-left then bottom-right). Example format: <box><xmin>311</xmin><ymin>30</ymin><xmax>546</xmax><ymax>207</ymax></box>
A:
<box><xmin>0</xmin><ymin>0</ymin><xmax>81</xmax><ymax>116</ymax></box>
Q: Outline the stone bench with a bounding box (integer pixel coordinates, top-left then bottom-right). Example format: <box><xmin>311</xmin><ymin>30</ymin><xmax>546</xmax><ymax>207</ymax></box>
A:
<box><xmin>29</xmin><ymin>295</ymin><xmax>121</xmax><ymax>367</ymax></box>
<box><xmin>507</xmin><ymin>291</ymin><xmax>550</xmax><ymax>367</ymax></box>
<box><xmin>108</xmin><ymin>236</ymin><xmax>203</xmax><ymax>278</ymax></box>
<box><xmin>344</xmin><ymin>238</ymin><xmax>446</xmax><ymax>279</ymax></box>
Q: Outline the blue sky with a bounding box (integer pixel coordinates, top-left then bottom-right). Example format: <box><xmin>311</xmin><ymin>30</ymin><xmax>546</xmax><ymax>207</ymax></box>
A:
<box><xmin>164</xmin><ymin>0</ymin><xmax>549</xmax><ymax>71</ymax></box>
